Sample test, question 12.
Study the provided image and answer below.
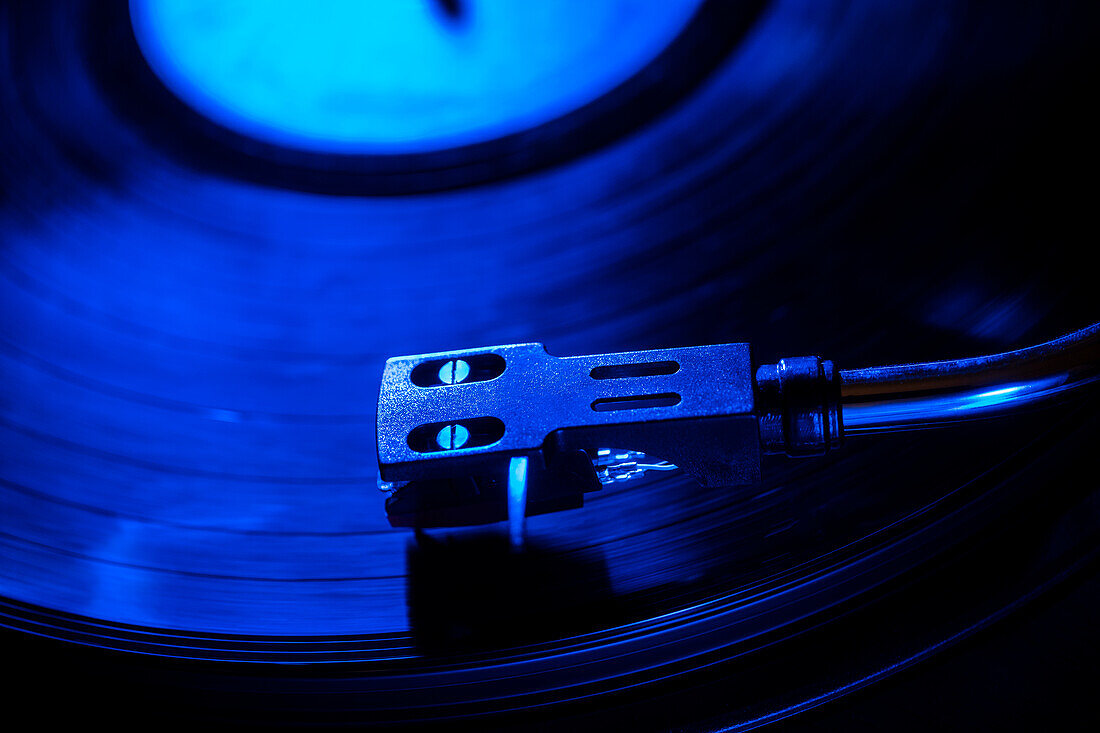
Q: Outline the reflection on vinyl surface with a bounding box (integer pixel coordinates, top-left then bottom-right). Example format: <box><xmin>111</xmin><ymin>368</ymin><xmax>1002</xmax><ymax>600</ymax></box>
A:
<box><xmin>1</xmin><ymin>0</ymin><xmax>1098</xmax><ymax>727</ymax></box>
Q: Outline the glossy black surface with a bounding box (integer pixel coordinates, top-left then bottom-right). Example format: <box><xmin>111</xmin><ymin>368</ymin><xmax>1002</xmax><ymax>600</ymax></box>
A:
<box><xmin>1</xmin><ymin>0</ymin><xmax>1098</xmax><ymax>727</ymax></box>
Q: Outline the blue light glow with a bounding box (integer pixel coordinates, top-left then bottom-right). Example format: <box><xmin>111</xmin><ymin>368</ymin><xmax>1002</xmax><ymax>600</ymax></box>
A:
<box><xmin>508</xmin><ymin>455</ymin><xmax>528</xmax><ymax>550</ymax></box>
<box><xmin>129</xmin><ymin>0</ymin><xmax>703</xmax><ymax>153</ymax></box>
<box><xmin>7</xmin><ymin>0</ymin><xmax>1075</xmax><ymax>667</ymax></box>
<box><xmin>842</xmin><ymin>374</ymin><xmax>1084</xmax><ymax>432</ymax></box>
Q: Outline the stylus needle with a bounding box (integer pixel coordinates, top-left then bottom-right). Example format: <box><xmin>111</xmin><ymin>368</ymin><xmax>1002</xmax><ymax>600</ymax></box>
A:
<box><xmin>508</xmin><ymin>456</ymin><xmax>528</xmax><ymax>551</ymax></box>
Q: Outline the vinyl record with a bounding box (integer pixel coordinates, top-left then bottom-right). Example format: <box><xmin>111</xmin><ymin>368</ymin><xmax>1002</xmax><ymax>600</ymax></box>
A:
<box><xmin>1</xmin><ymin>1</ymin><xmax>1098</xmax><ymax>729</ymax></box>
